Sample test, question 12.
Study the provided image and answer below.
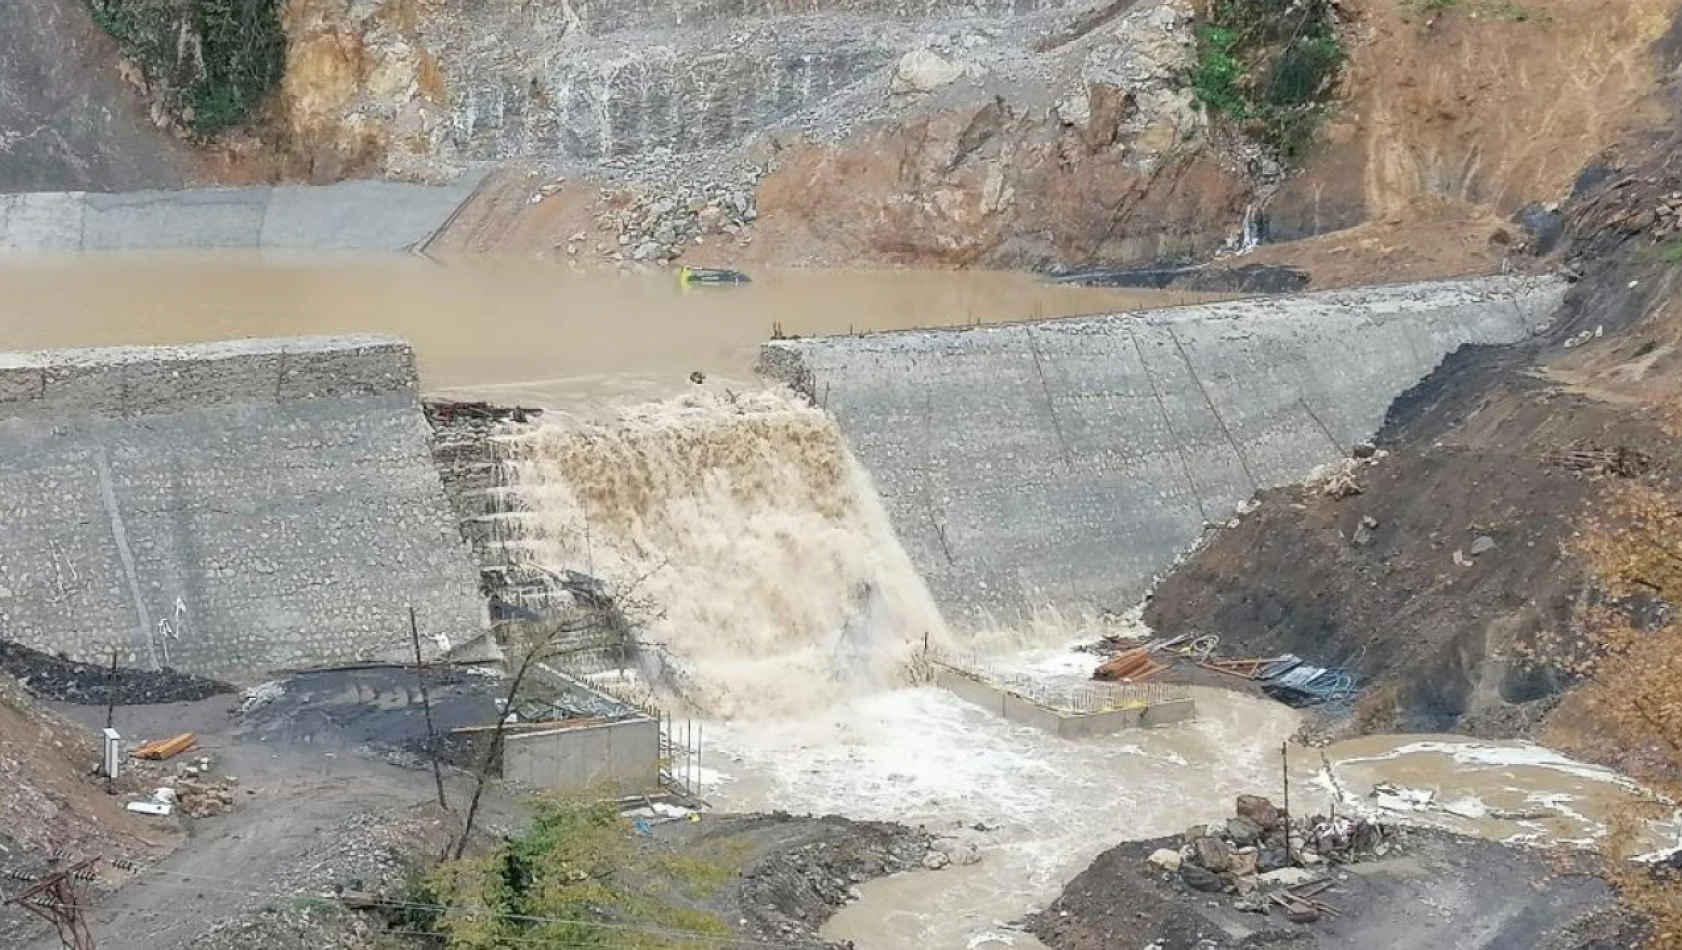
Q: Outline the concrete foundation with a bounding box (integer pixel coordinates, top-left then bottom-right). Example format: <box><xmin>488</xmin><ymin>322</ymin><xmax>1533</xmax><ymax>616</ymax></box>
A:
<box><xmin>933</xmin><ymin>664</ymin><xmax>1194</xmax><ymax>737</ymax></box>
<box><xmin>762</xmin><ymin>276</ymin><xmax>1565</xmax><ymax>622</ymax></box>
<box><xmin>0</xmin><ymin>177</ymin><xmax>481</xmax><ymax>253</ymax></box>
<box><xmin>0</xmin><ymin>336</ymin><xmax>486</xmax><ymax>680</ymax></box>
<box><xmin>503</xmin><ymin>717</ymin><xmax>662</xmax><ymax>794</ymax></box>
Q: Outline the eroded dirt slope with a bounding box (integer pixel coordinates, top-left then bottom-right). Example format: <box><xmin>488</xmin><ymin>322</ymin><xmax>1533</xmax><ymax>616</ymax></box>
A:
<box><xmin>1147</xmin><ymin>68</ymin><xmax>1682</xmax><ymax>744</ymax></box>
<box><xmin>0</xmin><ymin>677</ymin><xmax>170</xmax><ymax>946</ymax></box>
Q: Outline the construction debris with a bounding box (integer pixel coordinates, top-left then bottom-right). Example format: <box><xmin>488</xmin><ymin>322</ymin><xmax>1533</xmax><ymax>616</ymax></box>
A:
<box><xmin>1092</xmin><ymin>648</ymin><xmax>1168</xmax><ymax>682</ymax></box>
<box><xmin>132</xmin><ymin>733</ymin><xmax>196</xmax><ymax>761</ymax></box>
<box><xmin>1106</xmin><ymin>637</ymin><xmax>1359</xmax><ymax>707</ymax></box>
<box><xmin>1148</xmin><ymin>794</ymin><xmax>1394</xmax><ymax>926</ymax></box>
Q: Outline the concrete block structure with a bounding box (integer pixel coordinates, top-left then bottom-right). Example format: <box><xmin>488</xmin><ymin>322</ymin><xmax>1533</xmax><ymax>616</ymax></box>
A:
<box><xmin>0</xmin><ymin>336</ymin><xmax>486</xmax><ymax>681</ymax></box>
<box><xmin>762</xmin><ymin>276</ymin><xmax>1565</xmax><ymax>623</ymax></box>
<box><xmin>0</xmin><ymin>177</ymin><xmax>481</xmax><ymax>253</ymax></box>
<box><xmin>933</xmin><ymin>663</ymin><xmax>1194</xmax><ymax>738</ymax></box>
<box><xmin>503</xmin><ymin>718</ymin><xmax>662</xmax><ymax>794</ymax></box>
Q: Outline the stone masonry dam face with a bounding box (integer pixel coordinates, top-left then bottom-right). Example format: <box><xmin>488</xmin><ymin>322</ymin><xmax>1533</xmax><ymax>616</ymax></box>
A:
<box><xmin>0</xmin><ymin>337</ymin><xmax>485</xmax><ymax>681</ymax></box>
<box><xmin>760</xmin><ymin>276</ymin><xmax>1566</xmax><ymax>624</ymax></box>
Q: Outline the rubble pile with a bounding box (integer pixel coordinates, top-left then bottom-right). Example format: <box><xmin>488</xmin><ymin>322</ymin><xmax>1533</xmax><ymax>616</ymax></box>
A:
<box><xmin>1155</xmin><ymin>794</ymin><xmax>1394</xmax><ymax>923</ymax></box>
<box><xmin>1308</xmin><ymin>443</ymin><xmax>1388</xmax><ymax>501</ymax></box>
<box><xmin>123</xmin><ymin>754</ymin><xmax>248</xmax><ymax>819</ymax></box>
<box><xmin>590</xmin><ymin>177</ymin><xmax>762</xmax><ymax>264</ymax></box>
<box><xmin>0</xmin><ymin>638</ymin><xmax>229</xmax><ymax>705</ymax></box>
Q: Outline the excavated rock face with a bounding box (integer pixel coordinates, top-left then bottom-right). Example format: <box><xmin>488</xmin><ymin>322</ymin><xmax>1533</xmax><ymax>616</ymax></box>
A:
<box><xmin>754</xmin><ymin>100</ymin><xmax>1246</xmax><ymax>267</ymax></box>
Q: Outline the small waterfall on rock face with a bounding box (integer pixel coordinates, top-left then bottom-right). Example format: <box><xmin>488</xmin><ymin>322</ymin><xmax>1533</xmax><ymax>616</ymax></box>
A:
<box><xmin>489</xmin><ymin>389</ymin><xmax>951</xmax><ymax>719</ymax></box>
<box><xmin>1235</xmin><ymin>202</ymin><xmax>1262</xmax><ymax>254</ymax></box>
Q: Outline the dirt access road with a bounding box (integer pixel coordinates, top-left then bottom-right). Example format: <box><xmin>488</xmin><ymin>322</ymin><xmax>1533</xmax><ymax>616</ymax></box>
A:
<box><xmin>29</xmin><ymin>695</ymin><xmax>476</xmax><ymax>950</ymax></box>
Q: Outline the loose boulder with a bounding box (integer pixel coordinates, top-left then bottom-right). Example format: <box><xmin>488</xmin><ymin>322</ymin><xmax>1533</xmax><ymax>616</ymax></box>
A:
<box><xmin>1147</xmin><ymin>848</ymin><xmax>1182</xmax><ymax>872</ymax></box>
<box><xmin>1180</xmin><ymin>863</ymin><xmax>1223</xmax><ymax>893</ymax></box>
<box><xmin>1236</xmin><ymin>795</ymin><xmax>1281</xmax><ymax>829</ymax></box>
<box><xmin>1226</xmin><ymin>816</ymin><xmax>1262</xmax><ymax>846</ymax></box>
<box><xmin>1192</xmin><ymin>836</ymin><xmax>1232</xmax><ymax>872</ymax></box>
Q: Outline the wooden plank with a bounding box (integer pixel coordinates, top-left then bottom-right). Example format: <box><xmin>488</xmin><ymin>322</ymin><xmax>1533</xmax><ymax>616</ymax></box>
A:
<box><xmin>449</xmin><ymin>717</ymin><xmax>606</xmax><ymax>734</ymax></box>
<box><xmin>133</xmin><ymin>733</ymin><xmax>196</xmax><ymax>760</ymax></box>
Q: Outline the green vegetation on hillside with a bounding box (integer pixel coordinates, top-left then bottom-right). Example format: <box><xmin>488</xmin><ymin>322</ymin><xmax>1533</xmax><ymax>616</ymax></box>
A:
<box><xmin>1188</xmin><ymin>0</ymin><xmax>1345</xmax><ymax>164</ymax></box>
<box><xmin>85</xmin><ymin>0</ymin><xmax>285</xmax><ymax>136</ymax></box>
<box><xmin>407</xmin><ymin>800</ymin><xmax>735</xmax><ymax>949</ymax></box>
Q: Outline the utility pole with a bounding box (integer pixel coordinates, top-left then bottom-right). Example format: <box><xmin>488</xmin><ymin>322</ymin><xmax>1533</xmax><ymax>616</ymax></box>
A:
<box><xmin>409</xmin><ymin>607</ymin><xmax>449</xmax><ymax>812</ymax></box>
<box><xmin>5</xmin><ymin>856</ymin><xmax>100</xmax><ymax>950</ymax></box>
<box><xmin>104</xmin><ymin>650</ymin><xmax>117</xmax><ymax>730</ymax></box>
<box><xmin>1281</xmin><ymin>741</ymin><xmax>1293</xmax><ymax>867</ymax></box>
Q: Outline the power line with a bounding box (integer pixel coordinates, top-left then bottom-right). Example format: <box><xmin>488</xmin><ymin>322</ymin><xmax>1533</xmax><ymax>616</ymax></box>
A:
<box><xmin>4</xmin><ymin>857</ymin><xmax>100</xmax><ymax>950</ymax></box>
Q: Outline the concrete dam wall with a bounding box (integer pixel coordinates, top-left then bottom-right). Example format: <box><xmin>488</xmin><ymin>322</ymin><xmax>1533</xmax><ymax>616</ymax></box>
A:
<box><xmin>761</xmin><ymin>276</ymin><xmax>1566</xmax><ymax>623</ymax></box>
<box><xmin>0</xmin><ymin>337</ymin><xmax>486</xmax><ymax>681</ymax></box>
<box><xmin>0</xmin><ymin>177</ymin><xmax>481</xmax><ymax>252</ymax></box>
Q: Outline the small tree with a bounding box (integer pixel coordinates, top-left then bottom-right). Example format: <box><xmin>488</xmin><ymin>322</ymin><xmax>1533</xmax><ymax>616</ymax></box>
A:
<box><xmin>425</xmin><ymin>798</ymin><xmax>731</xmax><ymax>950</ymax></box>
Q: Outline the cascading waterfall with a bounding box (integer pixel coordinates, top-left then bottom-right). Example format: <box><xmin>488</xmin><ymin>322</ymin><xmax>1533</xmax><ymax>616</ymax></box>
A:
<box><xmin>489</xmin><ymin>389</ymin><xmax>951</xmax><ymax>718</ymax></box>
<box><xmin>1235</xmin><ymin>201</ymin><xmax>1261</xmax><ymax>254</ymax></box>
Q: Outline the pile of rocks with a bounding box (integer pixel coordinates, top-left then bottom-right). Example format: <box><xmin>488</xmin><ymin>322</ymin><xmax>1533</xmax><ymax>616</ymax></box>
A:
<box><xmin>1653</xmin><ymin>192</ymin><xmax>1682</xmax><ymax>241</ymax></box>
<box><xmin>127</xmin><ymin>754</ymin><xmax>249</xmax><ymax>819</ymax></box>
<box><xmin>173</xmin><ymin>775</ymin><xmax>242</xmax><ymax>819</ymax></box>
<box><xmin>593</xmin><ymin>178</ymin><xmax>761</xmax><ymax>263</ymax></box>
<box><xmin>1149</xmin><ymin>794</ymin><xmax>1391</xmax><ymax>899</ymax></box>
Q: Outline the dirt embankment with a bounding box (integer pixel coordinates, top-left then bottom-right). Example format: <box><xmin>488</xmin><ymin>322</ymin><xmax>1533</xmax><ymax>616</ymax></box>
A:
<box><xmin>1146</xmin><ymin>46</ymin><xmax>1682</xmax><ymax>747</ymax></box>
<box><xmin>0</xmin><ymin>677</ymin><xmax>171</xmax><ymax>946</ymax></box>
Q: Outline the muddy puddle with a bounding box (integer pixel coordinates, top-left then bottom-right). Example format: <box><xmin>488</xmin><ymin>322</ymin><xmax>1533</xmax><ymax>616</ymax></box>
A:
<box><xmin>0</xmin><ymin>254</ymin><xmax>1226</xmax><ymax>410</ymax></box>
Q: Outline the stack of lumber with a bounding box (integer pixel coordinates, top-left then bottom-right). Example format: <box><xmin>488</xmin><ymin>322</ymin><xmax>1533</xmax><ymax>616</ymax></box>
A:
<box><xmin>133</xmin><ymin>733</ymin><xmax>196</xmax><ymax>760</ymax></box>
<box><xmin>1093</xmin><ymin>648</ymin><xmax>1167</xmax><ymax>682</ymax></box>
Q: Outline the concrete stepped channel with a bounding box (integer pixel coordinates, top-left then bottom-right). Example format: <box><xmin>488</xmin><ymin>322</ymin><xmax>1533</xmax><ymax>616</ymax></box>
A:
<box><xmin>0</xmin><ymin>192</ymin><xmax>1646</xmax><ymax>950</ymax></box>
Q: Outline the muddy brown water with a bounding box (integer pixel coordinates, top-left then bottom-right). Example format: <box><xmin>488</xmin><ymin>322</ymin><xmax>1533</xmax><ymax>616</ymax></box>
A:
<box><xmin>701</xmin><ymin>647</ymin><xmax>1679</xmax><ymax>950</ymax></box>
<box><xmin>0</xmin><ymin>254</ymin><xmax>1225</xmax><ymax>409</ymax></box>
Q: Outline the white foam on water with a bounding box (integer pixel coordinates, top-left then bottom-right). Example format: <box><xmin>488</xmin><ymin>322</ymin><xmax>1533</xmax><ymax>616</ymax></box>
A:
<box><xmin>707</xmin><ymin>681</ymin><xmax>1301</xmax><ymax>950</ymax></box>
<box><xmin>1333</xmin><ymin>739</ymin><xmax>1642</xmax><ymax>790</ymax></box>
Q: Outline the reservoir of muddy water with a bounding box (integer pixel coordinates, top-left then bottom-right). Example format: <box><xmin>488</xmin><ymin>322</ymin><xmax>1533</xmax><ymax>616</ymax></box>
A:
<box><xmin>0</xmin><ymin>254</ymin><xmax>1224</xmax><ymax>409</ymax></box>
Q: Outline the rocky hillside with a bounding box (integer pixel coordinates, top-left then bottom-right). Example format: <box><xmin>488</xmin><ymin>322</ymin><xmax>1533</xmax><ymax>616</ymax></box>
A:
<box><xmin>1147</xmin><ymin>54</ymin><xmax>1682</xmax><ymax>750</ymax></box>
<box><xmin>258</xmin><ymin>0</ymin><xmax>1676</xmax><ymax>275</ymax></box>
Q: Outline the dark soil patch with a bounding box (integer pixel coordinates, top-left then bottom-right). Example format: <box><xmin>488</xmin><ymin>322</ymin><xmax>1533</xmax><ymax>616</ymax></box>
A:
<box><xmin>0</xmin><ymin>638</ymin><xmax>230</xmax><ymax>705</ymax></box>
<box><xmin>662</xmin><ymin>813</ymin><xmax>931</xmax><ymax>949</ymax></box>
<box><xmin>1028</xmin><ymin>829</ymin><xmax>1634</xmax><ymax>950</ymax></box>
<box><xmin>1146</xmin><ymin>146</ymin><xmax>1682</xmax><ymax>738</ymax></box>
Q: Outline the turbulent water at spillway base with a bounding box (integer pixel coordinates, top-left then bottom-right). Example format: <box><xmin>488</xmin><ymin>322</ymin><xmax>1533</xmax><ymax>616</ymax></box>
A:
<box><xmin>487</xmin><ymin>388</ymin><xmax>1677</xmax><ymax>950</ymax></box>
